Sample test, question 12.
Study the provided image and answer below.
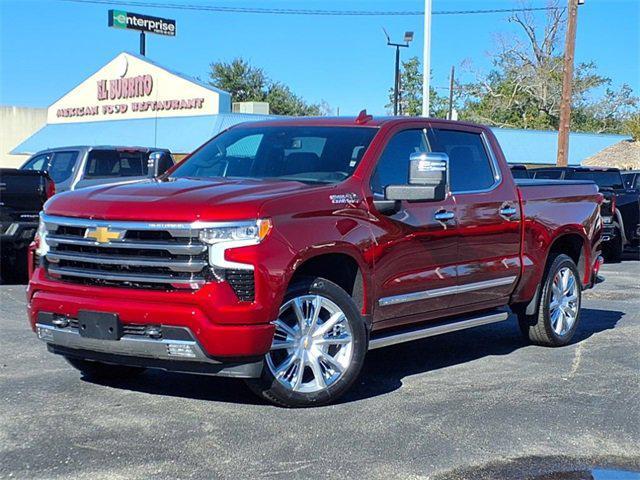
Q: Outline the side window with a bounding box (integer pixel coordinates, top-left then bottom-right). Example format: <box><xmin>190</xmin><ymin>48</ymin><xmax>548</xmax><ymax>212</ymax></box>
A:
<box><xmin>48</xmin><ymin>151</ymin><xmax>79</xmax><ymax>183</ymax></box>
<box><xmin>533</xmin><ymin>170</ymin><xmax>562</xmax><ymax>180</ymax></box>
<box><xmin>370</xmin><ymin>129</ymin><xmax>429</xmax><ymax>195</ymax></box>
<box><xmin>428</xmin><ymin>129</ymin><xmax>496</xmax><ymax>192</ymax></box>
<box><xmin>22</xmin><ymin>153</ymin><xmax>52</xmax><ymax>171</ymax></box>
<box><xmin>634</xmin><ymin>175</ymin><xmax>640</xmax><ymax>190</ymax></box>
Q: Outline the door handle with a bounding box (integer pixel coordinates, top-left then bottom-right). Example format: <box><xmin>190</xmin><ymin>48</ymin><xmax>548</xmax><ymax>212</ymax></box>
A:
<box><xmin>499</xmin><ymin>205</ymin><xmax>517</xmax><ymax>218</ymax></box>
<box><xmin>434</xmin><ymin>210</ymin><xmax>455</xmax><ymax>222</ymax></box>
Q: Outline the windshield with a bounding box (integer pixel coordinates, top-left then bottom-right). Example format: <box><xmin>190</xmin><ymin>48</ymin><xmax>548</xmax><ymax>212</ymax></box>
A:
<box><xmin>171</xmin><ymin>126</ymin><xmax>377</xmax><ymax>184</ymax></box>
<box><xmin>568</xmin><ymin>170</ymin><xmax>623</xmax><ymax>189</ymax></box>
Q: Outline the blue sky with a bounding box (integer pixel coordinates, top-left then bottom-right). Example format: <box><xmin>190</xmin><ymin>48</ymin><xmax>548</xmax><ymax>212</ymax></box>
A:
<box><xmin>0</xmin><ymin>0</ymin><xmax>638</xmax><ymax>115</ymax></box>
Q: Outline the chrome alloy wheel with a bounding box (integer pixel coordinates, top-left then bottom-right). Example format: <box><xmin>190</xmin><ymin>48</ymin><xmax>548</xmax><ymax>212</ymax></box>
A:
<box><xmin>266</xmin><ymin>295</ymin><xmax>354</xmax><ymax>394</ymax></box>
<box><xmin>549</xmin><ymin>266</ymin><xmax>579</xmax><ymax>336</ymax></box>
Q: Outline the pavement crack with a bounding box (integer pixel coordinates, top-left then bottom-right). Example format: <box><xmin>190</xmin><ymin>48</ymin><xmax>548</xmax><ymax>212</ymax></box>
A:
<box><xmin>567</xmin><ymin>341</ymin><xmax>585</xmax><ymax>379</ymax></box>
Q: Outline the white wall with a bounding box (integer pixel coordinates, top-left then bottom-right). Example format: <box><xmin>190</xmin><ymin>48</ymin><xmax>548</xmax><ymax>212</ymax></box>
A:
<box><xmin>1</xmin><ymin>106</ymin><xmax>47</xmax><ymax>168</ymax></box>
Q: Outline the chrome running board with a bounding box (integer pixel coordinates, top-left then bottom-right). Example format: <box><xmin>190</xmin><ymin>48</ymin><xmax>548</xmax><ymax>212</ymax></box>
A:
<box><xmin>368</xmin><ymin>311</ymin><xmax>510</xmax><ymax>350</ymax></box>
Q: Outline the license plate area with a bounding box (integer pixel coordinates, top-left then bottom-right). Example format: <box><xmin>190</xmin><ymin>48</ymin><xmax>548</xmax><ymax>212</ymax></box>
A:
<box><xmin>78</xmin><ymin>311</ymin><xmax>122</xmax><ymax>340</ymax></box>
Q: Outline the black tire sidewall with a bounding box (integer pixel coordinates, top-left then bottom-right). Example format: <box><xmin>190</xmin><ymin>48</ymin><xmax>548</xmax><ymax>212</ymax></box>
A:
<box><xmin>248</xmin><ymin>277</ymin><xmax>368</xmax><ymax>408</ymax></box>
<box><xmin>540</xmin><ymin>255</ymin><xmax>582</xmax><ymax>346</ymax></box>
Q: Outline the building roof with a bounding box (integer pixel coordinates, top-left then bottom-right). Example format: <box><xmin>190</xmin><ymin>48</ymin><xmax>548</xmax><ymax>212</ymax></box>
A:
<box><xmin>12</xmin><ymin>113</ymin><xmax>276</xmax><ymax>155</ymax></box>
<box><xmin>581</xmin><ymin>140</ymin><xmax>640</xmax><ymax>169</ymax></box>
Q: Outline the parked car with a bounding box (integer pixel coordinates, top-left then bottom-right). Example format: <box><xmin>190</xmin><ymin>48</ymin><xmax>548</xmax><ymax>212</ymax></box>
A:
<box><xmin>531</xmin><ymin>166</ymin><xmax>639</xmax><ymax>260</ymax></box>
<box><xmin>621</xmin><ymin>170</ymin><xmax>640</xmax><ymax>190</ymax></box>
<box><xmin>27</xmin><ymin>115</ymin><xmax>603</xmax><ymax>407</ymax></box>
<box><xmin>20</xmin><ymin>146</ymin><xmax>175</xmax><ymax>193</ymax></box>
<box><xmin>0</xmin><ymin>169</ymin><xmax>54</xmax><ymax>282</ymax></box>
<box><xmin>509</xmin><ymin>164</ymin><xmax>530</xmax><ymax>179</ymax></box>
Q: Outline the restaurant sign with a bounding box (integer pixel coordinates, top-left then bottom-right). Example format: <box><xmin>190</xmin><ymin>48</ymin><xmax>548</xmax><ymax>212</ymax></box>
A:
<box><xmin>47</xmin><ymin>52</ymin><xmax>230</xmax><ymax>124</ymax></box>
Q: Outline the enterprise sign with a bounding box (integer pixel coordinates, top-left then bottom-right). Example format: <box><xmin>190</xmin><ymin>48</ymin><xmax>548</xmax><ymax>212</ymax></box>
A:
<box><xmin>108</xmin><ymin>10</ymin><xmax>176</xmax><ymax>37</ymax></box>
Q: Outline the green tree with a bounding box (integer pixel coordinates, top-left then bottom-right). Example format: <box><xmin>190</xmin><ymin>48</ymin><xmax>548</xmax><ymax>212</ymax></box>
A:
<box><xmin>459</xmin><ymin>2</ymin><xmax>638</xmax><ymax>132</ymax></box>
<box><xmin>208</xmin><ymin>57</ymin><xmax>322</xmax><ymax>116</ymax></box>
<box><xmin>385</xmin><ymin>56</ymin><xmax>450</xmax><ymax>118</ymax></box>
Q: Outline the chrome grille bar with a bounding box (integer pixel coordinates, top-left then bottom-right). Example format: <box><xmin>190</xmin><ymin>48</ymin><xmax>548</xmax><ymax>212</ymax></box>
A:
<box><xmin>47</xmin><ymin>251</ymin><xmax>207</xmax><ymax>273</ymax></box>
<box><xmin>46</xmin><ymin>235</ymin><xmax>207</xmax><ymax>255</ymax></box>
<box><xmin>48</xmin><ymin>266</ymin><xmax>206</xmax><ymax>286</ymax></box>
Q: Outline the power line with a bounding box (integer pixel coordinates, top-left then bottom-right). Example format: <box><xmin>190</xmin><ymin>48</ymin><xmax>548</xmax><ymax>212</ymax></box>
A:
<box><xmin>59</xmin><ymin>0</ymin><xmax>559</xmax><ymax>17</ymax></box>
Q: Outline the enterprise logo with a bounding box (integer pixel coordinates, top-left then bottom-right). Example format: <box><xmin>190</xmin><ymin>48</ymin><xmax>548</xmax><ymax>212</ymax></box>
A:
<box><xmin>109</xmin><ymin>10</ymin><xmax>176</xmax><ymax>37</ymax></box>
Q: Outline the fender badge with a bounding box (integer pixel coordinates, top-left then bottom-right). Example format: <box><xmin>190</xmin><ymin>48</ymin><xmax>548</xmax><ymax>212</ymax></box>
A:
<box><xmin>330</xmin><ymin>193</ymin><xmax>360</xmax><ymax>205</ymax></box>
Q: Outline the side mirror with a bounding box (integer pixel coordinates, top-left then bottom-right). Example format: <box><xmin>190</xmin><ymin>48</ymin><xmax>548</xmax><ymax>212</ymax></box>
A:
<box><xmin>148</xmin><ymin>151</ymin><xmax>174</xmax><ymax>178</ymax></box>
<box><xmin>386</xmin><ymin>152</ymin><xmax>448</xmax><ymax>202</ymax></box>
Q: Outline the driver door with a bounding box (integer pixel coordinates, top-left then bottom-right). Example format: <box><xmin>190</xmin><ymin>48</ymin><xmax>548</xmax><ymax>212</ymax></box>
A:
<box><xmin>368</xmin><ymin>127</ymin><xmax>458</xmax><ymax>329</ymax></box>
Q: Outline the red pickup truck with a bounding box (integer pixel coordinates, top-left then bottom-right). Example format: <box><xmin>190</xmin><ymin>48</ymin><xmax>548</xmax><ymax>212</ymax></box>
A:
<box><xmin>28</xmin><ymin>115</ymin><xmax>603</xmax><ymax>407</ymax></box>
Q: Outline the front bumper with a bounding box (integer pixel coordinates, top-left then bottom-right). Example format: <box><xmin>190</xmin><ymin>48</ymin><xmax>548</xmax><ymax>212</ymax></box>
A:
<box><xmin>27</xmin><ymin>267</ymin><xmax>277</xmax><ymax>359</ymax></box>
<box><xmin>35</xmin><ymin>315</ymin><xmax>263</xmax><ymax>378</ymax></box>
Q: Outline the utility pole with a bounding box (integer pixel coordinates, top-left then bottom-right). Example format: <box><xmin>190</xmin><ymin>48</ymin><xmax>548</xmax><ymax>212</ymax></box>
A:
<box><xmin>140</xmin><ymin>31</ymin><xmax>146</xmax><ymax>56</ymax></box>
<box><xmin>422</xmin><ymin>0</ymin><xmax>432</xmax><ymax>117</ymax></box>
<box><xmin>448</xmin><ymin>66</ymin><xmax>455</xmax><ymax>120</ymax></box>
<box><xmin>556</xmin><ymin>0</ymin><xmax>582</xmax><ymax>166</ymax></box>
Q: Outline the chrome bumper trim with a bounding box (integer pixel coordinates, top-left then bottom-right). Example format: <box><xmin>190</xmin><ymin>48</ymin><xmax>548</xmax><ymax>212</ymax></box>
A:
<box><xmin>36</xmin><ymin>323</ymin><xmax>211</xmax><ymax>362</ymax></box>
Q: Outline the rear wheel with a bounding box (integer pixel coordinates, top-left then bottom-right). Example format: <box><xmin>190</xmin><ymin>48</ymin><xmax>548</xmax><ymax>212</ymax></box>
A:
<box><xmin>245</xmin><ymin>277</ymin><xmax>367</xmax><ymax>407</ymax></box>
<box><xmin>603</xmin><ymin>227</ymin><xmax>623</xmax><ymax>263</ymax></box>
<box><xmin>64</xmin><ymin>357</ymin><xmax>146</xmax><ymax>380</ymax></box>
<box><xmin>518</xmin><ymin>254</ymin><xmax>581</xmax><ymax>347</ymax></box>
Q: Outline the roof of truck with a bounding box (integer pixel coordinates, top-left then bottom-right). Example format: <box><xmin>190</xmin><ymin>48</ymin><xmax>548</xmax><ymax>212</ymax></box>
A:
<box><xmin>232</xmin><ymin>115</ymin><xmax>485</xmax><ymax>129</ymax></box>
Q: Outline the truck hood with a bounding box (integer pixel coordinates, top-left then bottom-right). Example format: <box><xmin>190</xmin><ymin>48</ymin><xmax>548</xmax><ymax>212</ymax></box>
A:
<box><xmin>45</xmin><ymin>177</ymin><xmax>316</xmax><ymax>222</ymax></box>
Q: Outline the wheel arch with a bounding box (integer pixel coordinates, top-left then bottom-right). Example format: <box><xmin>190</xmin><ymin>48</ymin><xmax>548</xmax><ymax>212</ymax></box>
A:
<box><xmin>285</xmin><ymin>247</ymin><xmax>372</xmax><ymax>322</ymax></box>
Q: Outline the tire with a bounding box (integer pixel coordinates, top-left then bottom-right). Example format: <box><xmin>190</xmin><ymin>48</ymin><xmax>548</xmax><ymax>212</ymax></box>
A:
<box><xmin>245</xmin><ymin>277</ymin><xmax>368</xmax><ymax>408</ymax></box>
<box><xmin>603</xmin><ymin>228</ymin><xmax>623</xmax><ymax>263</ymax></box>
<box><xmin>64</xmin><ymin>356</ymin><xmax>146</xmax><ymax>380</ymax></box>
<box><xmin>518</xmin><ymin>253</ymin><xmax>582</xmax><ymax>347</ymax></box>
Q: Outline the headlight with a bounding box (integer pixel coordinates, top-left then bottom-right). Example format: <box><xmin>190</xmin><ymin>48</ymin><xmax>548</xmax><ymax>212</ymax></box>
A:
<box><xmin>199</xmin><ymin>219</ymin><xmax>272</xmax><ymax>244</ymax></box>
<box><xmin>200</xmin><ymin>219</ymin><xmax>272</xmax><ymax>273</ymax></box>
<box><xmin>35</xmin><ymin>215</ymin><xmax>49</xmax><ymax>257</ymax></box>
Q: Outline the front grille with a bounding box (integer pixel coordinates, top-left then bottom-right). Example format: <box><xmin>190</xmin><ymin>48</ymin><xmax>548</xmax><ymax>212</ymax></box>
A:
<box><xmin>225</xmin><ymin>269</ymin><xmax>255</xmax><ymax>302</ymax></box>
<box><xmin>43</xmin><ymin>215</ymin><xmax>211</xmax><ymax>290</ymax></box>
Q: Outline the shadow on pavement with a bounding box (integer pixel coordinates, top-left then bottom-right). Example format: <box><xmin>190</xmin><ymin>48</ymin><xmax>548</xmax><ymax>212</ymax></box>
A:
<box><xmin>80</xmin><ymin>308</ymin><xmax>623</xmax><ymax>406</ymax></box>
<box><xmin>341</xmin><ymin>307</ymin><xmax>624</xmax><ymax>403</ymax></box>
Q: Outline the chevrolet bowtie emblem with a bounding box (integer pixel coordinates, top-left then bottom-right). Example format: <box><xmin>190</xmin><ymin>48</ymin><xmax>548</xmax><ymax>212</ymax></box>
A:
<box><xmin>85</xmin><ymin>226</ymin><xmax>124</xmax><ymax>243</ymax></box>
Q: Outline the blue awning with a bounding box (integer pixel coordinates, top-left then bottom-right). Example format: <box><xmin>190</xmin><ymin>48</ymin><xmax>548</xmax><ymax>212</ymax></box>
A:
<box><xmin>12</xmin><ymin>113</ymin><xmax>277</xmax><ymax>155</ymax></box>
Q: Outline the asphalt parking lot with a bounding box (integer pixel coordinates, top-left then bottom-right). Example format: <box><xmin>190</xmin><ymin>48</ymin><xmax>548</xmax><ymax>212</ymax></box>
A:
<box><xmin>1</xmin><ymin>255</ymin><xmax>638</xmax><ymax>480</ymax></box>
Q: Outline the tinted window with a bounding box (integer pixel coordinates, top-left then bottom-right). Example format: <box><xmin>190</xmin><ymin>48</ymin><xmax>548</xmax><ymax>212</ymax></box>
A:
<box><xmin>48</xmin><ymin>151</ymin><xmax>79</xmax><ymax>183</ymax></box>
<box><xmin>428</xmin><ymin>129</ymin><xmax>495</xmax><ymax>192</ymax></box>
<box><xmin>22</xmin><ymin>153</ymin><xmax>52</xmax><ymax>171</ymax></box>
<box><xmin>533</xmin><ymin>170</ymin><xmax>563</xmax><ymax>179</ymax></box>
<box><xmin>172</xmin><ymin>126</ymin><xmax>377</xmax><ymax>185</ymax></box>
<box><xmin>370</xmin><ymin>129</ymin><xmax>429</xmax><ymax>195</ymax></box>
<box><xmin>635</xmin><ymin>175</ymin><xmax>640</xmax><ymax>190</ymax></box>
<box><xmin>85</xmin><ymin>150</ymin><xmax>149</xmax><ymax>178</ymax></box>
<box><xmin>567</xmin><ymin>170</ymin><xmax>623</xmax><ymax>189</ymax></box>
<box><xmin>510</xmin><ymin>167</ymin><xmax>529</xmax><ymax>179</ymax></box>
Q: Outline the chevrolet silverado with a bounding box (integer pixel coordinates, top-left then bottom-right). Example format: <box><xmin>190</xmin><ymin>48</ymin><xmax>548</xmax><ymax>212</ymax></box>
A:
<box><xmin>28</xmin><ymin>114</ymin><xmax>603</xmax><ymax>407</ymax></box>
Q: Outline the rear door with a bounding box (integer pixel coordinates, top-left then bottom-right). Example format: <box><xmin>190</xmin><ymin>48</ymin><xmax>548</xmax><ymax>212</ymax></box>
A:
<box><xmin>369</xmin><ymin>126</ymin><xmax>458</xmax><ymax>327</ymax></box>
<box><xmin>427</xmin><ymin>125</ymin><xmax>521</xmax><ymax>309</ymax></box>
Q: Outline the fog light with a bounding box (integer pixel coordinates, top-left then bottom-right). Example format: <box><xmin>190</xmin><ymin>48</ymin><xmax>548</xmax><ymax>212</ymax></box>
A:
<box><xmin>37</xmin><ymin>327</ymin><xmax>54</xmax><ymax>342</ymax></box>
<box><xmin>166</xmin><ymin>343</ymin><xmax>196</xmax><ymax>358</ymax></box>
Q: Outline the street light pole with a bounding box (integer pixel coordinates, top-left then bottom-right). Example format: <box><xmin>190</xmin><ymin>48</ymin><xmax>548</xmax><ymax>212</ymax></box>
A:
<box><xmin>384</xmin><ymin>29</ymin><xmax>413</xmax><ymax>116</ymax></box>
<box><xmin>556</xmin><ymin>0</ymin><xmax>583</xmax><ymax>166</ymax></box>
<box><xmin>422</xmin><ymin>0</ymin><xmax>432</xmax><ymax>117</ymax></box>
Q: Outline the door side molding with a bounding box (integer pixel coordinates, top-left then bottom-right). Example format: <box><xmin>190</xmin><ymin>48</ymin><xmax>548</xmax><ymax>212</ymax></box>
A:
<box><xmin>378</xmin><ymin>275</ymin><xmax>517</xmax><ymax>307</ymax></box>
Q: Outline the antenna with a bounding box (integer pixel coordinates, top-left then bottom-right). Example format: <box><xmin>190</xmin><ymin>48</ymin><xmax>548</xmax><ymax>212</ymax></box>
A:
<box><xmin>355</xmin><ymin>109</ymin><xmax>373</xmax><ymax>125</ymax></box>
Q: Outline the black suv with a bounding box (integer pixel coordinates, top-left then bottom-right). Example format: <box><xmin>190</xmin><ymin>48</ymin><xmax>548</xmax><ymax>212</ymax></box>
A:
<box><xmin>531</xmin><ymin>166</ymin><xmax>639</xmax><ymax>261</ymax></box>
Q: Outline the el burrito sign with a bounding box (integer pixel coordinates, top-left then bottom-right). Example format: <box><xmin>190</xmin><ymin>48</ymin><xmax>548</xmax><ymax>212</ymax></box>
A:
<box><xmin>47</xmin><ymin>52</ymin><xmax>231</xmax><ymax>124</ymax></box>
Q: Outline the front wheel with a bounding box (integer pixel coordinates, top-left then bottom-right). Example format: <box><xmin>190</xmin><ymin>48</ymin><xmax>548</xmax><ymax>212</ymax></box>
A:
<box><xmin>245</xmin><ymin>277</ymin><xmax>368</xmax><ymax>407</ymax></box>
<box><xmin>518</xmin><ymin>253</ymin><xmax>582</xmax><ymax>347</ymax></box>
